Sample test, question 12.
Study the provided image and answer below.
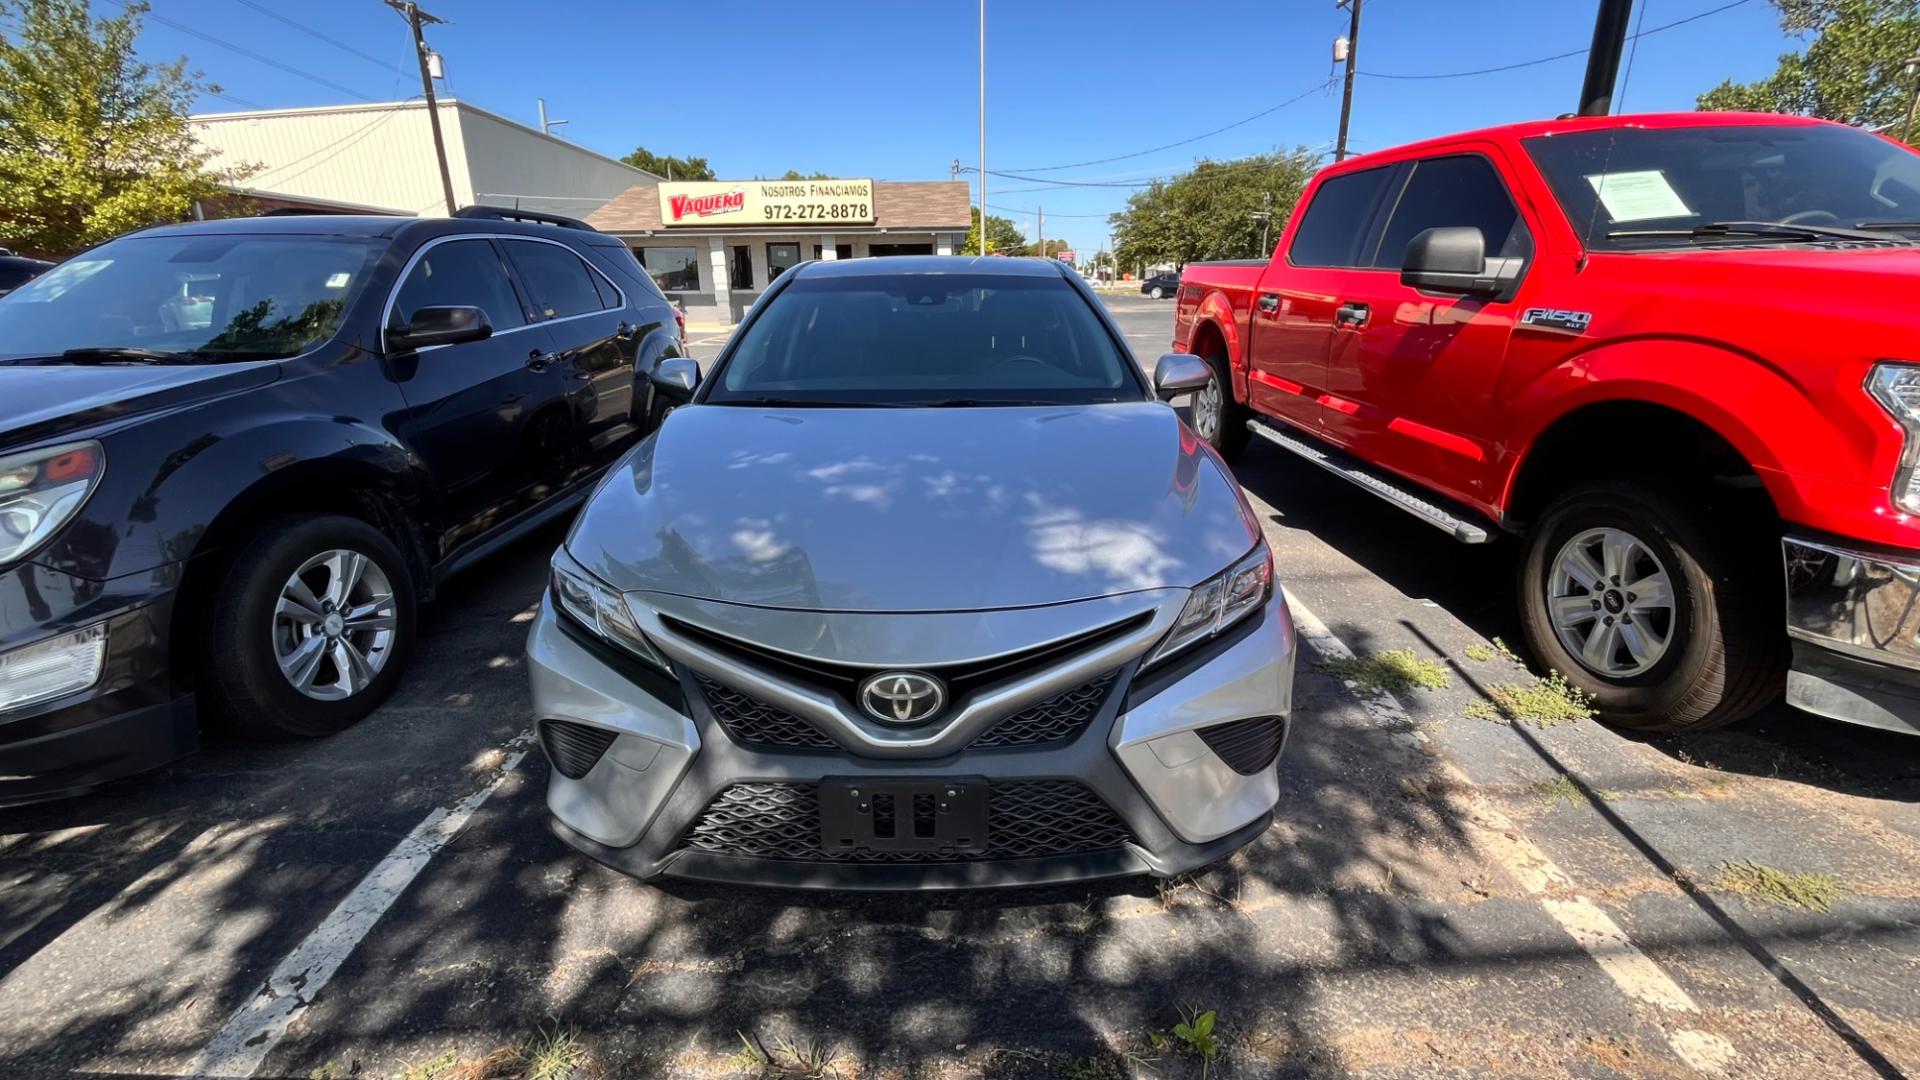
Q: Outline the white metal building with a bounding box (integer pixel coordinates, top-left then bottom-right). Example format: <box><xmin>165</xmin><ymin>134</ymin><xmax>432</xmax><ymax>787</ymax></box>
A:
<box><xmin>190</xmin><ymin>99</ymin><xmax>658</xmax><ymax>218</ymax></box>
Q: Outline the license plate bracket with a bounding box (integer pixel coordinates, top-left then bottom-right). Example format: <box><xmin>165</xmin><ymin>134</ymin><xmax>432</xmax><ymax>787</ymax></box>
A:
<box><xmin>819</xmin><ymin>778</ymin><xmax>989</xmax><ymax>856</ymax></box>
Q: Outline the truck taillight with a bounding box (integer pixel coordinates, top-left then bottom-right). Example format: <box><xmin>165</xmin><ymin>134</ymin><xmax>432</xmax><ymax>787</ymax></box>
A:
<box><xmin>1867</xmin><ymin>362</ymin><xmax>1920</xmax><ymax>514</ymax></box>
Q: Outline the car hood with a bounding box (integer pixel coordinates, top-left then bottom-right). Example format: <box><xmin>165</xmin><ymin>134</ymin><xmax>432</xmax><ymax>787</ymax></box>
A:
<box><xmin>567</xmin><ymin>401</ymin><xmax>1259</xmax><ymax>612</ymax></box>
<box><xmin>0</xmin><ymin>361</ymin><xmax>280</xmax><ymax>450</ymax></box>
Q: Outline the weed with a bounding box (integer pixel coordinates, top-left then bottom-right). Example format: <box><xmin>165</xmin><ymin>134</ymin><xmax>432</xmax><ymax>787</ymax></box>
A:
<box><xmin>1530</xmin><ymin>775</ymin><xmax>1582</xmax><ymax>807</ymax></box>
<box><xmin>1473</xmin><ymin>672</ymin><xmax>1595</xmax><ymax>727</ymax></box>
<box><xmin>1716</xmin><ymin>860</ymin><xmax>1844</xmax><ymax>912</ymax></box>
<box><xmin>512</xmin><ymin>1024</ymin><xmax>587</xmax><ymax>1080</ymax></box>
<box><xmin>1490</xmin><ymin>636</ymin><xmax>1526</xmax><ymax>665</ymax></box>
<box><xmin>400</xmin><ymin>1049</ymin><xmax>458</xmax><ymax>1080</ymax></box>
<box><xmin>1319</xmin><ymin>648</ymin><xmax>1452</xmax><ymax>694</ymax></box>
<box><xmin>1463</xmin><ymin>643</ymin><xmax>1496</xmax><ymax>662</ymax></box>
<box><xmin>308</xmin><ymin>1064</ymin><xmax>345</xmax><ymax>1080</ymax></box>
<box><xmin>1151</xmin><ymin>1005</ymin><xmax>1222</xmax><ymax>1077</ymax></box>
<box><xmin>731</xmin><ymin>1031</ymin><xmax>770</xmax><ymax>1072</ymax></box>
<box><xmin>1059</xmin><ymin>1054</ymin><xmax>1126</xmax><ymax>1080</ymax></box>
<box><xmin>1463</xmin><ymin>700</ymin><xmax>1504</xmax><ymax>723</ymax></box>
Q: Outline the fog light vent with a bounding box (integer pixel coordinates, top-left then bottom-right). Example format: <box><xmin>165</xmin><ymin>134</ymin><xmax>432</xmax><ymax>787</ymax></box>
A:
<box><xmin>1196</xmin><ymin>716</ymin><xmax>1286</xmax><ymax>775</ymax></box>
<box><xmin>0</xmin><ymin>623</ymin><xmax>106</xmax><ymax>713</ymax></box>
<box><xmin>539</xmin><ymin>719</ymin><xmax>617</xmax><ymax>779</ymax></box>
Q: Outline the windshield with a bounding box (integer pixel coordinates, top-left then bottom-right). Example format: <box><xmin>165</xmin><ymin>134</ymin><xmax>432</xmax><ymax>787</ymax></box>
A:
<box><xmin>1523</xmin><ymin>124</ymin><xmax>1920</xmax><ymax>251</ymax></box>
<box><xmin>0</xmin><ymin>233</ymin><xmax>384</xmax><ymax>361</ymax></box>
<box><xmin>704</xmin><ymin>271</ymin><xmax>1143</xmax><ymax>405</ymax></box>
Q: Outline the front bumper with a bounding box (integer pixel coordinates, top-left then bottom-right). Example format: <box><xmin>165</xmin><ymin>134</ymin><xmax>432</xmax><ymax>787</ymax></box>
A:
<box><xmin>525</xmin><ymin>590</ymin><xmax>1297</xmax><ymax>889</ymax></box>
<box><xmin>0</xmin><ymin>562</ymin><xmax>194</xmax><ymax>806</ymax></box>
<box><xmin>1783</xmin><ymin>536</ymin><xmax>1920</xmax><ymax>734</ymax></box>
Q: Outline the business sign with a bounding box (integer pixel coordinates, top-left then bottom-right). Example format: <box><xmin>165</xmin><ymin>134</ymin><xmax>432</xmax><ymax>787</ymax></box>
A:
<box><xmin>657</xmin><ymin>178</ymin><xmax>876</xmax><ymax>227</ymax></box>
<box><xmin>1057</xmin><ymin>250</ymin><xmax>1076</xmax><ymax>262</ymax></box>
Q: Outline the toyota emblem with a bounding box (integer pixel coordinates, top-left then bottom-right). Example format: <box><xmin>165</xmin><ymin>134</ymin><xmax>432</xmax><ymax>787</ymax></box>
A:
<box><xmin>859</xmin><ymin>671</ymin><xmax>946</xmax><ymax>725</ymax></box>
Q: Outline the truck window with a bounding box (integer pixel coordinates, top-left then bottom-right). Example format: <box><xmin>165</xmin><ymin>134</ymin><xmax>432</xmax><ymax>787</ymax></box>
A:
<box><xmin>1370</xmin><ymin>155</ymin><xmax>1530</xmax><ymax>269</ymax></box>
<box><xmin>1288</xmin><ymin>167</ymin><xmax>1393</xmax><ymax>268</ymax></box>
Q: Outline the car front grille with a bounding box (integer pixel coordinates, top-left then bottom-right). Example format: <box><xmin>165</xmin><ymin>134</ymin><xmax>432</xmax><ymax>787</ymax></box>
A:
<box><xmin>540</xmin><ymin>719</ymin><xmax>618</xmax><ymax>779</ymax></box>
<box><xmin>697</xmin><ymin>674</ymin><xmax>837</xmax><ymax>750</ymax></box>
<box><xmin>1196</xmin><ymin>716</ymin><xmax>1286</xmax><ymax>775</ymax></box>
<box><xmin>679</xmin><ymin>780</ymin><xmax>1134</xmax><ymax>863</ymax></box>
<box><xmin>969</xmin><ymin>671</ymin><xmax>1118</xmax><ymax>747</ymax></box>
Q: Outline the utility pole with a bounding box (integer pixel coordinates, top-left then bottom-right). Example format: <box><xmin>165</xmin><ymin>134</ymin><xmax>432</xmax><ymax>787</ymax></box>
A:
<box><xmin>978</xmin><ymin>0</ymin><xmax>988</xmax><ymax>255</ymax></box>
<box><xmin>537</xmin><ymin>98</ymin><xmax>568</xmax><ymax>136</ymax></box>
<box><xmin>1334</xmin><ymin>0</ymin><xmax>1361</xmax><ymax>161</ymax></box>
<box><xmin>1577</xmin><ymin>0</ymin><xmax>1635</xmax><ymax>116</ymax></box>
<box><xmin>1903</xmin><ymin>54</ymin><xmax>1920</xmax><ymax>146</ymax></box>
<box><xmin>1253</xmin><ymin>190</ymin><xmax>1274</xmax><ymax>255</ymax></box>
<box><xmin>1036</xmin><ymin>206</ymin><xmax>1043</xmax><ymax>260</ymax></box>
<box><xmin>386</xmin><ymin>1</ymin><xmax>457</xmax><ymax>216</ymax></box>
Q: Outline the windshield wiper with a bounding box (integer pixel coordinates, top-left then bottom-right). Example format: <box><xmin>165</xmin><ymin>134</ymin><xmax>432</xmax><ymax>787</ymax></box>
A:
<box><xmin>55</xmin><ymin>346</ymin><xmax>207</xmax><ymax>365</ymax></box>
<box><xmin>1852</xmin><ymin>220</ymin><xmax>1920</xmax><ymax>234</ymax></box>
<box><xmin>1606</xmin><ymin>220</ymin><xmax>1888</xmax><ymax>244</ymax></box>
<box><xmin>707</xmin><ymin>396</ymin><xmax>916</xmax><ymax>408</ymax></box>
<box><xmin>903</xmin><ymin>398</ymin><xmax>1068</xmax><ymax>408</ymax></box>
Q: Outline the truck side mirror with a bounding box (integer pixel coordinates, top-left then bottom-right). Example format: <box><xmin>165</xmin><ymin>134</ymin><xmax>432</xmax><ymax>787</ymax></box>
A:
<box><xmin>1400</xmin><ymin>227</ymin><xmax>1520</xmax><ymax>300</ymax></box>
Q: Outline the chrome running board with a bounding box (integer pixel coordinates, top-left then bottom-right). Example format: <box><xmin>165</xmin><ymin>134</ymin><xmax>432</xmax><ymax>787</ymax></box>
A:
<box><xmin>1245</xmin><ymin>418</ymin><xmax>1493</xmax><ymax>544</ymax></box>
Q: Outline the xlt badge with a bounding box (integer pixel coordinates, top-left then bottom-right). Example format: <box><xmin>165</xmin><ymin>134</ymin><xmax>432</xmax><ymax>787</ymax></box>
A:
<box><xmin>1521</xmin><ymin>308</ymin><xmax>1592</xmax><ymax>333</ymax></box>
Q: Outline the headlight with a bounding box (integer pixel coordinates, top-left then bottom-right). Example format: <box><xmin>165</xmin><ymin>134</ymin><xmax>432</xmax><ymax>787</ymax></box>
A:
<box><xmin>1144</xmin><ymin>542</ymin><xmax>1273</xmax><ymax>668</ymax></box>
<box><xmin>1869</xmin><ymin>363</ymin><xmax>1920</xmax><ymax>515</ymax></box>
<box><xmin>0</xmin><ymin>441</ymin><xmax>105</xmax><ymax>564</ymax></box>
<box><xmin>550</xmin><ymin>551</ymin><xmax>669</xmax><ymax>671</ymax></box>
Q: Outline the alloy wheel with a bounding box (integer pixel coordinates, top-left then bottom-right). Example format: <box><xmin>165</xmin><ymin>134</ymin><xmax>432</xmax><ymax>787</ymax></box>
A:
<box><xmin>1547</xmin><ymin>527</ymin><xmax>1676</xmax><ymax>678</ymax></box>
<box><xmin>1192</xmin><ymin>374</ymin><xmax>1223</xmax><ymax>443</ymax></box>
<box><xmin>273</xmin><ymin>548</ymin><xmax>398</xmax><ymax>700</ymax></box>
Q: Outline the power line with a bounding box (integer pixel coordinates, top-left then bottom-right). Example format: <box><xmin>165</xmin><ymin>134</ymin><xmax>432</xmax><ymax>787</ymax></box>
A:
<box><xmin>243</xmin><ymin>99</ymin><xmax>417</xmax><ymax>186</ymax></box>
<box><xmin>997</xmin><ymin>78</ymin><xmax>1334</xmax><ymax>173</ymax></box>
<box><xmin>987</xmin><ymin>203</ymin><xmax>1111</xmax><ymax>218</ymax></box>
<box><xmin>202</xmin><ymin>89</ymin><xmax>264</xmax><ymax>109</ymax></box>
<box><xmin>108</xmin><ymin>1</ymin><xmax>379</xmax><ymax>102</ymax></box>
<box><xmin>1359</xmin><ymin>0</ymin><xmax>1753</xmax><ymax>81</ymax></box>
<box><xmin>230</xmin><ymin>0</ymin><xmax>409</xmax><ymax>76</ymax></box>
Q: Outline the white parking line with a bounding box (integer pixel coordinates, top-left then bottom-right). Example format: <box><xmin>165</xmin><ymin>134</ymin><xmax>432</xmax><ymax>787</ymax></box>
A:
<box><xmin>184</xmin><ymin>731</ymin><xmax>534</xmax><ymax>1079</ymax></box>
<box><xmin>1286</xmin><ymin>595</ymin><xmax>1740</xmax><ymax>1074</ymax></box>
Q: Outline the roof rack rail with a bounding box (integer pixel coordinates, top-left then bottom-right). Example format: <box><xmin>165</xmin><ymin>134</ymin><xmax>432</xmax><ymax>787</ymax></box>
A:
<box><xmin>453</xmin><ymin>205</ymin><xmax>598</xmax><ymax>232</ymax></box>
<box><xmin>260</xmin><ymin>207</ymin><xmax>352</xmax><ymax>216</ymax></box>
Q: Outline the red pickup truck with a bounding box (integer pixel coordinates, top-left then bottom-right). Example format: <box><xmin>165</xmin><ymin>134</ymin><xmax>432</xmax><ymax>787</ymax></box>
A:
<box><xmin>1174</xmin><ymin>111</ymin><xmax>1920</xmax><ymax>736</ymax></box>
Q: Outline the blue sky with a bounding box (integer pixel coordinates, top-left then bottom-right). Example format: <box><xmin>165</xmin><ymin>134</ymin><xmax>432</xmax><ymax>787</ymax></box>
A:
<box><xmin>142</xmin><ymin>0</ymin><xmax>1800</xmax><ymax>255</ymax></box>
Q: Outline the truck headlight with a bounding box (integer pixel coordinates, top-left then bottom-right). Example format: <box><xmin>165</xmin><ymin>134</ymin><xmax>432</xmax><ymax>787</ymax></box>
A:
<box><xmin>1867</xmin><ymin>363</ymin><xmax>1920</xmax><ymax>515</ymax></box>
<box><xmin>0</xmin><ymin>441</ymin><xmax>105</xmax><ymax>565</ymax></box>
<box><xmin>550</xmin><ymin>551</ymin><xmax>669</xmax><ymax>671</ymax></box>
<box><xmin>1144</xmin><ymin>542</ymin><xmax>1273</xmax><ymax>669</ymax></box>
<box><xmin>0</xmin><ymin>623</ymin><xmax>107</xmax><ymax>712</ymax></box>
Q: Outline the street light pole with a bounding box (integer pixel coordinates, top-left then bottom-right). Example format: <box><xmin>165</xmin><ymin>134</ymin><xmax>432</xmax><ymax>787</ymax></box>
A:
<box><xmin>979</xmin><ymin>0</ymin><xmax>988</xmax><ymax>256</ymax></box>
<box><xmin>387</xmin><ymin>0</ymin><xmax>457</xmax><ymax>216</ymax></box>
<box><xmin>1334</xmin><ymin>0</ymin><xmax>1361</xmax><ymax>161</ymax></box>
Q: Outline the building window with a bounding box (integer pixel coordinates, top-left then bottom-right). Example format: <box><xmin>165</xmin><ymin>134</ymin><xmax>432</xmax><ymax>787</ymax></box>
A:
<box><xmin>767</xmin><ymin>242</ymin><xmax>801</xmax><ymax>280</ymax></box>
<box><xmin>729</xmin><ymin>245</ymin><xmax>753</xmax><ymax>290</ymax></box>
<box><xmin>640</xmin><ymin>246</ymin><xmax>700</xmax><ymax>292</ymax></box>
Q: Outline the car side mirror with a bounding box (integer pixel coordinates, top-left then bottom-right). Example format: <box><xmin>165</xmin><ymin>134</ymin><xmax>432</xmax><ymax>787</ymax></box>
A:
<box><xmin>650</xmin><ymin>356</ymin><xmax>700</xmax><ymax>397</ymax></box>
<box><xmin>1400</xmin><ymin>227</ymin><xmax>1518</xmax><ymax>299</ymax></box>
<box><xmin>388</xmin><ymin>305</ymin><xmax>492</xmax><ymax>351</ymax></box>
<box><xmin>1153</xmin><ymin>353</ymin><xmax>1213</xmax><ymax>401</ymax></box>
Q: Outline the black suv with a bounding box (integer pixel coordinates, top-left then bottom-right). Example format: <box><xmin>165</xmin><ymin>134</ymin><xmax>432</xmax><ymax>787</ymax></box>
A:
<box><xmin>0</xmin><ymin>207</ymin><xmax>685</xmax><ymax>804</ymax></box>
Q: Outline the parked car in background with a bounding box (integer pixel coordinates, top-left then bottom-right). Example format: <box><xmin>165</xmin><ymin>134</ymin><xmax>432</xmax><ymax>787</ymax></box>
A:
<box><xmin>1140</xmin><ymin>271</ymin><xmax>1181</xmax><ymax>299</ymax></box>
<box><xmin>1176</xmin><ymin>111</ymin><xmax>1920</xmax><ymax>737</ymax></box>
<box><xmin>0</xmin><ymin>206</ymin><xmax>684</xmax><ymax>805</ymax></box>
<box><xmin>0</xmin><ymin>252</ymin><xmax>54</xmax><ymax>297</ymax></box>
<box><xmin>528</xmin><ymin>256</ymin><xmax>1296</xmax><ymax>888</ymax></box>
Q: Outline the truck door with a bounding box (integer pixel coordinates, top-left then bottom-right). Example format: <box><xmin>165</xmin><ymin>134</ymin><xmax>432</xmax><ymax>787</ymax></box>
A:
<box><xmin>1245</xmin><ymin>164</ymin><xmax>1396</xmax><ymax>433</ymax></box>
<box><xmin>1321</xmin><ymin>152</ymin><xmax>1532</xmax><ymax>509</ymax></box>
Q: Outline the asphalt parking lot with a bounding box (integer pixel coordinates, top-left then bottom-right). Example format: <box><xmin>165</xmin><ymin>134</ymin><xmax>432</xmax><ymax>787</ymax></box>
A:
<box><xmin>3</xmin><ymin>291</ymin><xmax>1919</xmax><ymax>1080</ymax></box>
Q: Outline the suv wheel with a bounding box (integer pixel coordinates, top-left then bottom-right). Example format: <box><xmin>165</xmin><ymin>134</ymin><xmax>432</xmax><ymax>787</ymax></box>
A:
<box><xmin>1516</xmin><ymin>480</ymin><xmax>1784</xmax><ymax>732</ymax></box>
<box><xmin>205</xmin><ymin>514</ymin><xmax>417</xmax><ymax>739</ymax></box>
<box><xmin>1193</xmin><ymin>353</ymin><xmax>1251</xmax><ymax>459</ymax></box>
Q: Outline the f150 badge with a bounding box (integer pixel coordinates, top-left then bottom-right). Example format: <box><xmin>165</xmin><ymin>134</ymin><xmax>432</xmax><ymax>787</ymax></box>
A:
<box><xmin>1521</xmin><ymin>308</ymin><xmax>1592</xmax><ymax>333</ymax></box>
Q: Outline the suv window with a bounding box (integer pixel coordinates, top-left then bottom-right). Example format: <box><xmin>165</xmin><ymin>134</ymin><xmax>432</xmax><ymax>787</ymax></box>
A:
<box><xmin>505</xmin><ymin>239</ymin><xmax>612</xmax><ymax>320</ymax></box>
<box><xmin>1289</xmin><ymin>166</ymin><xmax>1393</xmax><ymax>268</ymax></box>
<box><xmin>1370</xmin><ymin>155</ymin><xmax>1531</xmax><ymax>268</ymax></box>
<box><xmin>392</xmin><ymin>239</ymin><xmax>527</xmax><ymax>333</ymax></box>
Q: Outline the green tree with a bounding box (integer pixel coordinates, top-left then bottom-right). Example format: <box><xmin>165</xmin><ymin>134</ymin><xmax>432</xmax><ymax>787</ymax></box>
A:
<box><xmin>1030</xmin><ymin>237</ymin><xmax>1072</xmax><ymax>260</ymax></box>
<box><xmin>1697</xmin><ymin>1</ymin><xmax>1920</xmax><ymax>131</ymax></box>
<box><xmin>0</xmin><ymin>0</ymin><xmax>238</xmax><ymax>255</ymax></box>
<box><xmin>778</xmin><ymin>170</ymin><xmax>833</xmax><ymax>180</ymax></box>
<box><xmin>958</xmin><ymin>207</ymin><xmax>1028</xmax><ymax>255</ymax></box>
<box><xmin>621</xmin><ymin>146</ymin><xmax>716</xmax><ymax>181</ymax></box>
<box><xmin>1109</xmin><ymin>148</ymin><xmax>1321</xmax><ymax>270</ymax></box>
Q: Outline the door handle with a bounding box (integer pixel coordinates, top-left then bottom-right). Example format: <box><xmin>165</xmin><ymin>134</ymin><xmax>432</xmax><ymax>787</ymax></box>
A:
<box><xmin>1257</xmin><ymin>294</ymin><xmax>1280</xmax><ymax>314</ymax></box>
<box><xmin>1335</xmin><ymin>302</ymin><xmax>1370</xmax><ymax>329</ymax></box>
<box><xmin>526</xmin><ymin>348</ymin><xmax>554</xmax><ymax>371</ymax></box>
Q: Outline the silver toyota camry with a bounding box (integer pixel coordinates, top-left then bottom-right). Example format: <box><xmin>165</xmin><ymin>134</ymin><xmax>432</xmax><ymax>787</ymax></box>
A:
<box><xmin>527</xmin><ymin>256</ymin><xmax>1296</xmax><ymax>888</ymax></box>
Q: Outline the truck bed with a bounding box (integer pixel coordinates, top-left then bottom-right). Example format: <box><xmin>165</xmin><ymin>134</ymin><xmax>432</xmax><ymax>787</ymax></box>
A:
<box><xmin>1171</xmin><ymin>261</ymin><xmax>1266</xmax><ymax>356</ymax></box>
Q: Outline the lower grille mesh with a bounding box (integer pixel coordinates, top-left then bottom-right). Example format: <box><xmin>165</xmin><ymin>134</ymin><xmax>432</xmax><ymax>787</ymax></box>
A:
<box><xmin>540</xmin><ymin>720</ymin><xmax>618</xmax><ymax>779</ymax></box>
<box><xmin>970</xmin><ymin>672</ymin><xmax>1117</xmax><ymax>747</ymax></box>
<box><xmin>680</xmin><ymin>780</ymin><xmax>1134</xmax><ymax>863</ymax></box>
<box><xmin>1196</xmin><ymin>716</ymin><xmax>1286</xmax><ymax>775</ymax></box>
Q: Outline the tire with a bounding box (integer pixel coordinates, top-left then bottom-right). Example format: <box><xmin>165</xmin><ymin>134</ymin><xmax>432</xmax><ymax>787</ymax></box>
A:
<box><xmin>1516</xmin><ymin>479</ymin><xmax>1784</xmax><ymax>732</ymax></box>
<box><xmin>1150</xmin><ymin>286</ymin><xmax>1165</xmax><ymax>299</ymax></box>
<box><xmin>1192</xmin><ymin>352</ymin><xmax>1252</xmax><ymax>460</ymax></box>
<box><xmin>204</xmin><ymin>513</ymin><xmax>418</xmax><ymax>739</ymax></box>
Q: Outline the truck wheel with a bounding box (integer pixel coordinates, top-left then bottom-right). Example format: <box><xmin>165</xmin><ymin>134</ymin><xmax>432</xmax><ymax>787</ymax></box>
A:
<box><xmin>1193</xmin><ymin>353</ymin><xmax>1251</xmax><ymax>459</ymax></box>
<box><xmin>204</xmin><ymin>514</ymin><xmax>418</xmax><ymax>739</ymax></box>
<box><xmin>1517</xmin><ymin>480</ymin><xmax>1784</xmax><ymax>732</ymax></box>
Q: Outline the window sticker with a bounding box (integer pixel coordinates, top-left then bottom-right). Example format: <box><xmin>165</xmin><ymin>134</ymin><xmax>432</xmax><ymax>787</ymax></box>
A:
<box><xmin>1585</xmin><ymin>170</ymin><xmax>1694</xmax><ymax>222</ymax></box>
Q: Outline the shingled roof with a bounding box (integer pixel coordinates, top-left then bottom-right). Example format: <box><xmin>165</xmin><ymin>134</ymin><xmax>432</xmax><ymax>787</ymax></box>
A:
<box><xmin>587</xmin><ymin>180</ymin><xmax>971</xmax><ymax>233</ymax></box>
